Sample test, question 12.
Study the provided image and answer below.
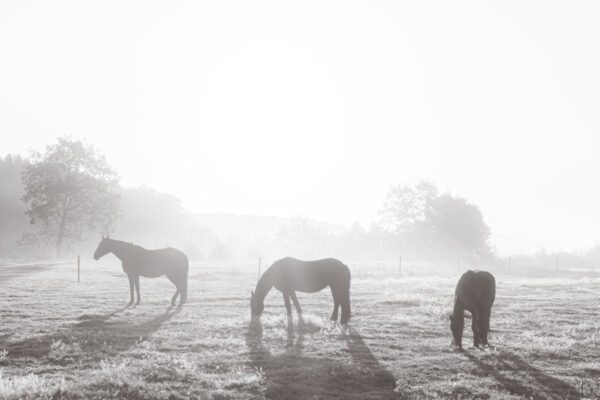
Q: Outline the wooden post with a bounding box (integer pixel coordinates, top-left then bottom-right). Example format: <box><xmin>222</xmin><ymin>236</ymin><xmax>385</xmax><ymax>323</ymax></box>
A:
<box><xmin>258</xmin><ymin>257</ymin><xmax>261</xmax><ymax>279</ymax></box>
<box><xmin>398</xmin><ymin>257</ymin><xmax>402</xmax><ymax>274</ymax></box>
<box><xmin>77</xmin><ymin>256</ymin><xmax>80</xmax><ymax>284</ymax></box>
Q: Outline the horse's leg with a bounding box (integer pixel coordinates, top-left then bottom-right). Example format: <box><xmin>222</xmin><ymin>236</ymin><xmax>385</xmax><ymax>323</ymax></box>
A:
<box><xmin>134</xmin><ymin>275</ymin><xmax>141</xmax><ymax>305</ymax></box>
<box><xmin>471</xmin><ymin>310</ymin><xmax>480</xmax><ymax>348</ymax></box>
<box><xmin>179</xmin><ymin>278</ymin><xmax>187</xmax><ymax>305</ymax></box>
<box><xmin>178</xmin><ymin>260</ymin><xmax>189</xmax><ymax>306</ymax></box>
<box><xmin>290</xmin><ymin>291</ymin><xmax>302</xmax><ymax>316</ymax></box>
<box><xmin>177</xmin><ymin>274</ymin><xmax>187</xmax><ymax>305</ymax></box>
<box><xmin>480</xmin><ymin>306</ymin><xmax>491</xmax><ymax>346</ymax></box>
<box><xmin>176</xmin><ymin>269</ymin><xmax>188</xmax><ymax>306</ymax></box>
<box><xmin>127</xmin><ymin>274</ymin><xmax>135</xmax><ymax>306</ymax></box>
<box><xmin>330</xmin><ymin>286</ymin><xmax>340</xmax><ymax>321</ymax></box>
<box><xmin>171</xmin><ymin>289</ymin><xmax>180</xmax><ymax>307</ymax></box>
<box><xmin>283</xmin><ymin>292</ymin><xmax>292</xmax><ymax>315</ymax></box>
<box><xmin>165</xmin><ymin>273</ymin><xmax>184</xmax><ymax>306</ymax></box>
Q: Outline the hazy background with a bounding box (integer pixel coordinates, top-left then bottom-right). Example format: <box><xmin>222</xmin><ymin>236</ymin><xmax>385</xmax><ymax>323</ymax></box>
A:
<box><xmin>1</xmin><ymin>1</ymin><xmax>599</xmax><ymax>261</ymax></box>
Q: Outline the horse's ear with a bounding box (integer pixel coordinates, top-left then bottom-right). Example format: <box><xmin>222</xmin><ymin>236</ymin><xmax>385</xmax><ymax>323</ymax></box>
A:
<box><xmin>448</xmin><ymin>314</ymin><xmax>453</xmax><ymax>321</ymax></box>
<box><xmin>101</xmin><ymin>234</ymin><xmax>106</xmax><ymax>240</ymax></box>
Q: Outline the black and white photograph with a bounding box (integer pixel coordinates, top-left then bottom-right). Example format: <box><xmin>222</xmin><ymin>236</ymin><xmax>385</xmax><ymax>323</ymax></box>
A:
<box><xmin>0</xmin><ymin>1</ymin><xmax>598</xmax><ymax>399</ymax></box>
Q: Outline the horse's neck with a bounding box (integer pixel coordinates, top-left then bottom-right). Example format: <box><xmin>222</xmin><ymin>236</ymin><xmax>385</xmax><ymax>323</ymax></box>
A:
<box><xmin>255</xmin><ymin>272</ymin><xmax>274</xmax><ymax>301</ymax></box>
<box><xmin>110</xmin><ymin>241</ymin><xmax>133</xmax><ymax>262</ymax></box>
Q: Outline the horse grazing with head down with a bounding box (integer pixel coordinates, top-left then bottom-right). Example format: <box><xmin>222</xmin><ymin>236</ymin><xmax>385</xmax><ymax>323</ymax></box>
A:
<box><xmin>250</xmin><ymin>257</ymin><xmax>351</xmax><ymax>324</ymax></box>
<box><xmin>450</xmin><ymin>270</ymin><xmax>495</xmax><ymax>350</ymax></box>
<box><xmin>93</xmin><ymin>236</ymin><xmax>189</xmax><ymax>307</ymax></box>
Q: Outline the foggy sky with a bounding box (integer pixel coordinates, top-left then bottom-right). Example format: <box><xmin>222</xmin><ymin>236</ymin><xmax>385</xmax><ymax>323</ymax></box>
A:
<box><xmin>1</xmin><ymin>1</ymin><xmax>599</xmax><ymax>255</ymax></box>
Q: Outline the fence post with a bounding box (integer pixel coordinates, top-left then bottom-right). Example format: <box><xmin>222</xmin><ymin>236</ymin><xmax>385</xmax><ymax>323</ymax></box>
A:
<box><xmin>398</xmin><ymin>257</ymin><xmax>402</xmax><ymax>274</ymax></box>
<box><xmin>77</xmin><ymin>256</ymin><xmax>80</xmax><ymax>284</ymax></box>
<box><xmin>258</xmin><ymin>257</ymin><xmax>261</xmax><ymax>279</ymax></box>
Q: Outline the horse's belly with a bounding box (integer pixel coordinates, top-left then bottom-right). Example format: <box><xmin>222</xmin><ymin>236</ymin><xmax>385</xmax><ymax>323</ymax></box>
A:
<box><xmin>140</xmin><ymin>270</ymin><xmax>164</xmax><ymax>278</ymax></box>
<box><xmin>140</xmin><ymin>263</ymin><xmax>165</xmax><ymax>278</ymax></box>
<box><xmin>123</xmin><ymin>263</ymin><xmax>165</xmax><ymax>278</ymax></box>
<box><xmin>293</xmin><ymin>282</ymin><xmax>328</xmax><ymax>293</ymax></box>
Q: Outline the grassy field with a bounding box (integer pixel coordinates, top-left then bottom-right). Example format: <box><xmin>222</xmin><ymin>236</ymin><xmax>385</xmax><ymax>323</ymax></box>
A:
<box><xmin>0</xmin><ymin>259</ymin><xmax>599</xmax><ymax>399</ymax></box>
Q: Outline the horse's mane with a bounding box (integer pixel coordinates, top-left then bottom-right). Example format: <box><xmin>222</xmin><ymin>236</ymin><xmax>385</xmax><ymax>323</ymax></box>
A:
<box><xmin>109</xmin><ymin>238</ymin><xmax>145</xmax><ymax>251</ymax></box>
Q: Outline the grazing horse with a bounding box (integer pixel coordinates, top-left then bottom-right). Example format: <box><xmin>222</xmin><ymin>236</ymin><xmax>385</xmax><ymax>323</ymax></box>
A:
<box><xmin>450</xmin><ymin>270</ymin><xmax>495</xmax><ymax>350</ymax></box>
<box><xmin>250</xmin><ymin>257</ymin><xmax>351</xmax><ymax>324</ymax></box>
<box><xmin>93</xmin><ymin>236</ymin><xmax>188</xmax><ymax>307</ymax></box>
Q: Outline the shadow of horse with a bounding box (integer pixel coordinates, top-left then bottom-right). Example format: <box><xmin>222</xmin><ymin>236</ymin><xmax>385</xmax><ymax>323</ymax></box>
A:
<box><xmin>466</xmin><ymin>350</ymin><xmax>581</xmax><ymax>400</ymax></box>
<box><xmin>7</xmin><ymin>305</ymin><xmax>181</xmax><ymax>362</ymax></box>
<box><xmin>246</xmin><ymin>318</ymin><xmax>402</xmax><ymax>399</ymax></box>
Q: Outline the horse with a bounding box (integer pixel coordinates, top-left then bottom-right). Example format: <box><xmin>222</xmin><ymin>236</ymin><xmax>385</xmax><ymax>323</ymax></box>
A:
<box><xmin>449</xmin><ymin>270</ymin><xmax>495</xmax><ymax>350</ymax></box>
<box><xmin>93</xmin><ymin>236</ymin><xmax>189</xmax><ymax>307</ymax></box>
<box><xmin>250</xmin><ymin>257</ymin><xmax>351</xmax><ymax>324</ymax></box>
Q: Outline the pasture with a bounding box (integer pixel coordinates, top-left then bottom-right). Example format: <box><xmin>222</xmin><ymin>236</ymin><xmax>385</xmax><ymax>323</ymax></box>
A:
<box><xmin>0</xmin><ymin>260</ymin><xmax>598</xmax><ymax>399</ymax></box>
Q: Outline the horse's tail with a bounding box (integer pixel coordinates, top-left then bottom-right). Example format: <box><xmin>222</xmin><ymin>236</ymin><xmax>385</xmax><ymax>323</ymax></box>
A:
<box><xmin>181</xmin><ymin>255</ymin><xmax>189</xmax><ymax>303</ymax></box>
<box><xmin>347</xmin><ymin>266</ymin><xmax>351</xmax><ymax>321</ymax></box>
<box><xmin>341</xmin><ymin>262</ymin><xmax>352</xmax><ymax>324</ymax></box>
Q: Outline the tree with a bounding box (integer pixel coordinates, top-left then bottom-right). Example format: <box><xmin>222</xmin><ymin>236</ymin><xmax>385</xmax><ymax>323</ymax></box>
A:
<box><xmin>0</xmin><ymin>155</ymin><xmax>28</xmax><ymax>256</ymax></box>
<box><xmin>425</xmin><ymin>194</ymin><xmax>492</xmax><ymax>259</ymax></box>
<box><xmin>380</xmin><ymin>181</ymin><xmax>493</xmax><ymax>260</ymax></box>
<box><xmin>21</xmin><ymin>137</ymin><xmax>120</xmax><ymax>258</ymax></box>
<box><xmin>379</xmin><ymin>180</ymin><xmax>437</xmax><ymax>234</ymax></box>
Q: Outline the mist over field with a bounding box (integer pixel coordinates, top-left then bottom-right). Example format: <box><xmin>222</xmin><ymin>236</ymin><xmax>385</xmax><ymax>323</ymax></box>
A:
<box><xmin>1</xmin><ymin>1</ymin><xmax>600</xmax><ymax>399</ymax></box>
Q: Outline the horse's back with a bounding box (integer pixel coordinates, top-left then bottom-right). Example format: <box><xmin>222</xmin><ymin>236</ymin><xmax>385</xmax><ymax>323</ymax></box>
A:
<box><xmin>135</xmin><ymin>247</ymin><xmax>188</xmax><ymax>278</ymax></box>
<box><xmin>455</xmin><ymin>270</ymin><xmax>495</xmax><ymax>310</ymax></box>
<box><xmin>273</xmin><ymin>257</ymin><xmax>350</xmax><ymax>293</ymax></box>
<box><xmin>147</xmin><ymin>247</ymin><xmax>187</xmax><ymax>263</ymax></box>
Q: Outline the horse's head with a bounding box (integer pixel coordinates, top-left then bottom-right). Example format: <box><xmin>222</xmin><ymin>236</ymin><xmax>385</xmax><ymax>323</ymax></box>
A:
<box><xmin>449</xmin><ymin>314</ymin><xmax>463</xmax><ymax>350</ymax></box>
<box><xmin>93</xmin><ymin>235</ymin><xmax>112</xmax><ymax>260</ymax></box>
<box><xmin>250</xmin><ymin>291</ymin><xmax>264</xmax><ymax>317</ymax></box>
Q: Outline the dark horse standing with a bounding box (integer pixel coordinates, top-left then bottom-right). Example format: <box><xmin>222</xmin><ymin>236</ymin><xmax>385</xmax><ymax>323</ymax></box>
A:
<box><xmin>93</xmin><ymin>236</ymin><xmax>188</xmax><ymax>306</ymax></box>
<box><xmin>250</xmin><ymin>257</ymin><xmax>351</xmax><ymax>324</ymax></box>
<box><xmin>450</xmin><ymin>270</ymin><xmax>496</xmax><ymax>350</ymax></box>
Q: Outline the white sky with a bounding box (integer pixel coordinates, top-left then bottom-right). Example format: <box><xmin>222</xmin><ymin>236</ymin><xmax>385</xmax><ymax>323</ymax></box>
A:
<box><xmin>1</xmin><ymin>1</ymin><xmax>599</xmax><ymax>255</ymax></box>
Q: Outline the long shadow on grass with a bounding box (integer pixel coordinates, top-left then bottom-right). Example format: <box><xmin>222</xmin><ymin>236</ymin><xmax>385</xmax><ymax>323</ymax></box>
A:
<box><xmin>7</xmin><ymin>305</ymin><xmax>181</xmax><ymax>361</ymax></box>
<box><xmin>466</xmin><ymin>350</ymin><xmax>581</xmax><ymax>400</ymax></box>
<box><xmin>246</xmin><ymin>318</ymin><xmax>402</xmax><ymax>399</ymax></box>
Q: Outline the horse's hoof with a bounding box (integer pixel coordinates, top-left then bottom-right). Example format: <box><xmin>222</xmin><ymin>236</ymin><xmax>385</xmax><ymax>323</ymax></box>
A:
<box><xmin>482</xmin><ymin>344</ymin><xmax>494</xmax><ymax>351</ymax></box>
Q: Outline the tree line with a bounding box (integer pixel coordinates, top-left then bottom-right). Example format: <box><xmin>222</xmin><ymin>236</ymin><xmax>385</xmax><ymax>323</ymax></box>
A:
<box><xmin>1</xmin><ymin>137</ymin><xmax>495</xmax><ymax>262</ymax></box>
